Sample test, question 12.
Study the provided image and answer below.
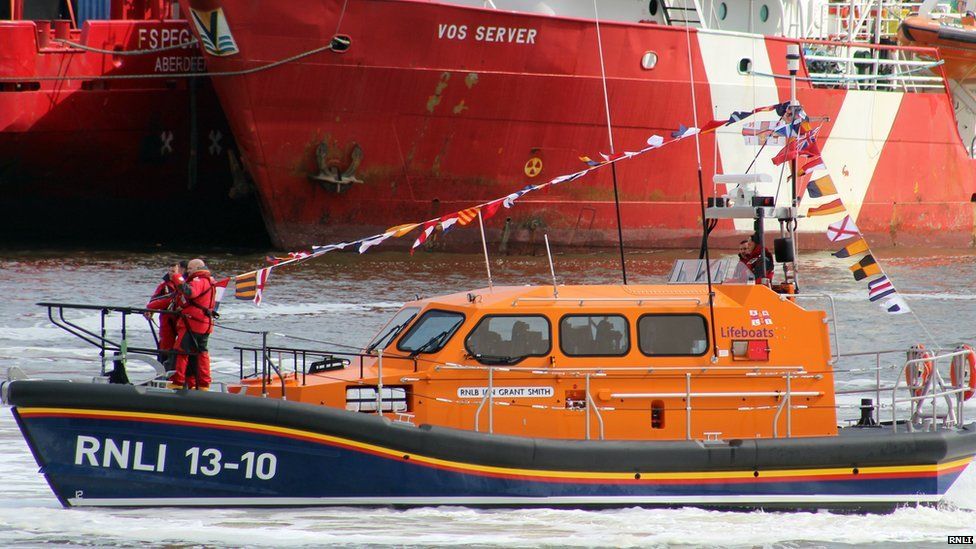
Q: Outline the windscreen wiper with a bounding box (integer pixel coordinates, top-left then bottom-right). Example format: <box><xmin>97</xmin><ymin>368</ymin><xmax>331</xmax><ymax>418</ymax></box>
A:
<box><xmin>408</xmin><ymin>320</ymin><xmax>462</xmax><ymax>357</ymax></box>
<box><xmin>365</xmin><ymin>320</ymin><xmax>408</xmax><ymax>353</ymax></box>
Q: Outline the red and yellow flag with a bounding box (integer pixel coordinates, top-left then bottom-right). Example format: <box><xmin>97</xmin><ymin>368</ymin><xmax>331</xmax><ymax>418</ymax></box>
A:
<box><xmin>456</xmin><ymin>207</ymin><xmax>479</xmax><ymax>226</ymax></box>
<box><xmin>807</xmin><ymin>198</ymin><xmax>845</xmax><ymax>217</ymax></box>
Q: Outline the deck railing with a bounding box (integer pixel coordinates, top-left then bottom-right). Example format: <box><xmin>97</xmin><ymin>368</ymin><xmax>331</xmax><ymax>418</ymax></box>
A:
<box><xmin>434</xmin><ymin>362</ymin><xmax>813</xmax><ymax>440</ymax></box>
<box><xmin>799</xmin><ymin>40</ymin><xmax>947</xmax><ymax>93</ymax></box>
<box><xmin>816</xmin><ymin>0</ymin><xmax>924</xmax><ymax>43</ymax></box>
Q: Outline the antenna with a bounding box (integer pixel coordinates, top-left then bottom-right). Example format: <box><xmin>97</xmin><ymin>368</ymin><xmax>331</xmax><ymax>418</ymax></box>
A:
<box><xmin>684</xmin><ymin>19</ymin><xmax>719</xmax><ymax>362</ymax></box>
<box><xmin>593</xmin><ymin>0</ymin><xmax>628</xmax><ymax>285</ymax></box>
<box><xmin>477</xmin><ymin>209</ymin><xmax>494</xmax><ymax>290</ymax></box>
<box><xmin>786</xmin><ymin>44</ymin><xmax>801</xmax><ymax>291</ymax></box>
<box><xmin>544</xmin><ymin>234</ymin><xmax>558</xmax><ymax>298</ymax></box>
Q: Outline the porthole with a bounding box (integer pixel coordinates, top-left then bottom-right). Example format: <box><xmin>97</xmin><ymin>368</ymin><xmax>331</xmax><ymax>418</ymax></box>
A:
<box><xmin>641</xmin><ymin>51</ymin><xmax>658</xmax><ymax>70</ymax></box>
<box><xmin>718</xmin><ymin>2</ymin><xmax>728</xmax><ymax>20</ymax></box>
<box><xmin>738</xmin><ymin>58</ymin><xmax>752</xmax><ymax>74</ymax></box>
<box><xmin>760</xmin><ymin>4</ymin><xmax>769</xmax><ymax>22</ymax></box>
<box><xmin>649</xmin><ymin>0</ymin><xmax>659</xmax><ymax>16</ymax></box>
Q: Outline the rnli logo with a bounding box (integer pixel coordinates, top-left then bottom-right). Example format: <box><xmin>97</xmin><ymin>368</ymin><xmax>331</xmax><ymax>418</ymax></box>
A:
<box><xmin>190</xmin><ymin>7</ymin><xmax>239</xmax><ymax>57</ymax></box>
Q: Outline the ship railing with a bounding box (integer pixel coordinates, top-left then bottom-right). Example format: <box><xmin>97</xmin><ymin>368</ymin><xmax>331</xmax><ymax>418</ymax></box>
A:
<box><xmin>892</xmin><ymin>347</ymin><xmax>974</xmax><ymax>431</ymax></box>
<box><xmin>833</xmin><ymin>347</ymin><xmax>904</xmax><ymax>424</ymax></box>
<box><xmin>833</xmin><ymin>347</ymin><xmax>974</xmax><ymax>430</ymax></box>
<box><xmin>510</xmin><ymin>296</ymin><xmax>704</xmax><ymax>306</ymax></box>
<box><xmin>815</xmin><ymin>0</ymin><xmax>923</xmax><ymax>43</ymax></box>
<box><xmin>35</xmin><ymin>302</ymin><xmax>193</xmax><ymax>385</ymax></box>
<box><xmin>233</xmin><ymin>342</ymin><xmax>418</xmax><ymax>408</ymax></box>
<box><xmin>437</xmin><ymin>362</ymin><xmax>812</xmax><ymax>440</ymax></box>
<box><xmin>235</xmin><ymin>345</ymin><xmax>351</xmax><ymax>385</ymax></box>
<box><xmin>797</xmin><ymin>39</ymin><xmax>947</xmax><ymax>93</ymax></box>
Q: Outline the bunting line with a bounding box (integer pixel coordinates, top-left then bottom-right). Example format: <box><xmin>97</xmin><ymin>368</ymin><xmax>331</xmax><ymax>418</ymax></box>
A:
<box><xmin>786</xmin><ymin>112</ymin><xmax>911</xmax><ymax>316</ymax></box>
<box><xmin>224</xmin><ymin>101</ymin><xmax>790</xmax><ymax>304</ymax></box>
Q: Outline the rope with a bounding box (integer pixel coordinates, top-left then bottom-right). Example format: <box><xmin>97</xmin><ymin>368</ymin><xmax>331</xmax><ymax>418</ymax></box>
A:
<box><xmin>335</xmin><ymin>0</ymin><xmax>351</xmax><ymax>36</ymax></box>
<box><xmin>0</xmin><ymin>42</ymin><xmax>335</xmax><ymax>82</ymax></box>
<box><xmin>52</xmin><ymin>37</ymin><xmax>199</xmax><ymax>56</ymax></box>
<box><xmin>683</xmin><ymin>18</ymin><xmax>702</xmax><ymax>168</ymax></box>
<box><xmin>592</xmin><ymin>0</ymin><xmax>615</xmax><ymax>153</ymax></box>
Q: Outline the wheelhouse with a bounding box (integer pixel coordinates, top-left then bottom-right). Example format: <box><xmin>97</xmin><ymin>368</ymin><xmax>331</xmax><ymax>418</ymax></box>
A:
<box><xmin>234</xmin><ymin>282</ymin><xmax>836</xmax><ymax>442</ymax></box>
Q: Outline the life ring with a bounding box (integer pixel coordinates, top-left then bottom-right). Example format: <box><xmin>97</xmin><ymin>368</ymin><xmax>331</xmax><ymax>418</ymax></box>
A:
<box><xmin>951</xmin><ymin>344</ymin><xmax>976</xmax><ymax>400</ymax></box>
<box><xmin>906</xmin><ymin>344</ymin><xmax>934</xmax><ymax>397</ymax></box>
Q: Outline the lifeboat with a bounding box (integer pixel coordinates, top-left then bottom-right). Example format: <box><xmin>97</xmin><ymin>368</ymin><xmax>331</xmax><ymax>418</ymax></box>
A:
<box><xmin>898</xmin><ymin>11</ymin><xmax>976</xmax><ymax>81</ymax></box>
<box><xmin>6</xmin><ymin>170</ymin><xmax>976</xmax><ymax>510</ymax></box>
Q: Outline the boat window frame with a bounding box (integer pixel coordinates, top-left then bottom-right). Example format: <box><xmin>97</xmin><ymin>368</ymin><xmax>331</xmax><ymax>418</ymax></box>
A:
<box><xmin>394</xmin><ymin>308</ymin><xmax>466</xmax><ymax>355</ymax></box>
<box><xmin>636</xmin><ymin>313</ymin><xmax>710</xmax><ymax>358</ymax></box>
<box><xmin>463</xmin><ymin>313</ymin><xmax>553</xmax><ymax>365</ymax></box>
<box><xmin>558</xmin><ymin>313</ymin><xmax>631</xmax><ymax>357</ymax></box>
<box><xmin>365</xmin><ymin>306</ymin><xmax>421</xmax><ymax>352</ymax></box>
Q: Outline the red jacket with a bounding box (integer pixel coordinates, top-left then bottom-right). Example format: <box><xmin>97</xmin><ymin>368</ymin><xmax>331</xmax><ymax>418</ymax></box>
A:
<box><xmin>740</xmin><ymin>245</ymin><xmax>774</xmax><ymax>282</ymax></box>
<box><xmin>146</xmin><ymin>275</ymin><xmax>179</xmax><ymax>311</ymax></box>
<box><xmin>176</xmin><ymin>270</ymin><xmax>217</xmax><ymax>334</ymax></box>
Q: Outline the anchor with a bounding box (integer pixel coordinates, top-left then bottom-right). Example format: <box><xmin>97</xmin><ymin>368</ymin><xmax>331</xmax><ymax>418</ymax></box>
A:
<box><xmin>308</xmin><ymin>141</ymin><xmax>364</xmax><ymax>193</ymax></box>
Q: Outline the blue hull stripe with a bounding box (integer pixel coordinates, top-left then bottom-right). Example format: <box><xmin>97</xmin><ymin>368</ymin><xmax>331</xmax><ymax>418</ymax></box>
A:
<box><xmin>15</xmin><ymin>412</ymin><xmax>970</xmax><ymax>507</ymax></box>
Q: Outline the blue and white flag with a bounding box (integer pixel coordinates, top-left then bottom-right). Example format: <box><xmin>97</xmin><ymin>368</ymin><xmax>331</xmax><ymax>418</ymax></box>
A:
<box><xmin>670</xmin><ymin>125</ymin><xmax>699</xmax><ymax>139</ymax></box>
<box><xmin>503</xmin><ymin>185</ymin><xmax>536</xmax><ymax>208</ymax></box>
<box><xmin>867</xmin><ymin>276</ymin><xmax>896</xmax><ymax>302</ymax></box>
<box><xmin>880</xmin><ymin>295</ymin><xmax>911</xmax><ymax>315</ymax></box>
<box><xmin>550</xmin><ymin>171</ymin><xmax>587</xmax><ymax>185</ymax></box>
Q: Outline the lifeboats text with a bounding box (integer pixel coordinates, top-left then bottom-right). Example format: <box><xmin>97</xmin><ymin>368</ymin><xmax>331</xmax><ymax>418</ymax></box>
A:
<box><xmin>720</xmin><ymin>326</ymin><xmax>775</xmax><ymax>338</ymax></box>
<box><xmin>438</xmin><ymin>24</ymin><xmax>537</xmax><ymax>44</ymax></box>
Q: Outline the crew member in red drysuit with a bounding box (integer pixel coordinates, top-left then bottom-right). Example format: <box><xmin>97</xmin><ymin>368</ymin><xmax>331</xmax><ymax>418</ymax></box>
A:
<box><xmin>145</xmin><ymin>261</ymin><xmax>187</xmax><ymax>370</ymax></box>
<box><xmin>169</xmin><ymin>258</ymin><xmax>217</xmax><ymax>390</ymax></box>
<box><xmin>738</xmin><ymin>237</ymin><xmax>774</xmax><ymax>283</ymax></box>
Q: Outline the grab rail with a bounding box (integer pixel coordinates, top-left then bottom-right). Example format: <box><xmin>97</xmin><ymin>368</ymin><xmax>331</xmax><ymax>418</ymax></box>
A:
<box><xmin>511</xmin><ymin>296</ymin><xmax>703</xmax><ymax>306</ymax></box>
<box><xmin>462</xmin><ymin>361</ymin><xmax>811</xmax><ymax>440</ymax></box>
<box><xmin>888</xmin><ymin>347</ymin><xmax>974</xmax><ymax>432</ymax></box>
<box><xmin>36</xmin><ymin>302</ymin><xmax>186</xmax><ymax>382</ymax></box>
<box><xmin>798</xmin><ymin>39</ymin><xmax>948</xmax><ymax>93</ymax></box>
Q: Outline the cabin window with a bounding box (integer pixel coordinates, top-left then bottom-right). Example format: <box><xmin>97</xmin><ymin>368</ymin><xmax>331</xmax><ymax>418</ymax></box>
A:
<box><xmin>638</xmin><ymin>314</ymin><xmax>709</xmax><ymax>356</ymax></box>
<box><xmin>366</xmin><ymin>307</ymin><xmax>419</xmax><ymax>352</ymax></box>
<box><xmin>738</xmin><ymin>58</ymin><xmax>753</xmax><ymax>74</ymax></box>
<box><xmin>396</xmin><ymin>309</ymin><xmax>464</xmax><ymax>355</ymax></box>
<box><xmin>718</xmin><ymin>2</ymin><xmax>728</xmax><ymax>20</ymax></box>
<box><xmin>559</xmin><ymin>315</ymin><xmax>629</xmax><ymax>356</ymax></box>
<box><xmin>759</xmin><ymin>4</ymin><xmax>769</xmax><ymax>22</ymax></box>
<box><xmin>465</xmin><ymin>315</ymin><xmax>551</xmax><ymax>364</ymax></box>
<box><xmin>648</xmin><ymin>0</ymin><xmax>659</xmax><ymax>16</ymax></box>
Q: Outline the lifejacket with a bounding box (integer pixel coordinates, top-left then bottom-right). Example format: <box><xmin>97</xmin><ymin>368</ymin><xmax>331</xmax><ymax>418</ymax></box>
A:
<box><xmin>177</xmin><ymin>270</ymin><xmax>217</xmax><ymax>335</ymax></box>
<box><xmin>146</xmin><ymin>274</ymin><xmax>180</xmax><ymax>312</ymax></box>
<box><xmin>741</xmin><ymin>245</ymin><xmax>775</xmax><ymax>282</ymax></box>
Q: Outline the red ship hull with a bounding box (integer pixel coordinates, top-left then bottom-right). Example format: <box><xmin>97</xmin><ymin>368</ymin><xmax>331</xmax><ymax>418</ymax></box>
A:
<box><xmin>0</xmin><ymin>15</ymin><xmax>264</xmax><ymax>245</ymax></box>
<box><xmin>182</xmin><ymin>0</ymin><xmax>976</xmax><ymax>250</ymax></box>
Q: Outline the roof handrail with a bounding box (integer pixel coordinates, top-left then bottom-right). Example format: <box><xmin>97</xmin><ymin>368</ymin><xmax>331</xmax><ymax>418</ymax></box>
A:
<box><xmin>511</xmin><ymin>296</ymin><xmax>703</xmax><ymax>306</ymax></box>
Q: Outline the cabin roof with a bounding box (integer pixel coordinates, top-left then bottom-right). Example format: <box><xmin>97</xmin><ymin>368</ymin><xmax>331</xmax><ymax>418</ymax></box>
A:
<box><xmin>410</xmin><ymin>284</ymin><xmax>775</xmax><ymax>312</ymax></box>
